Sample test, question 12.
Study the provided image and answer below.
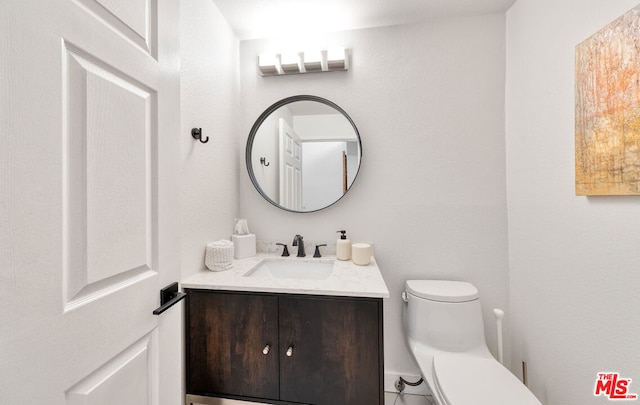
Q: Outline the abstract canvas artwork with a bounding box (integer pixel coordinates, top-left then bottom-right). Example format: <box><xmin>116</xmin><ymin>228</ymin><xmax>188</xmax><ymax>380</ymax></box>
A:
<box><xmin>575</xmin><ymin>5</ymin><xmax>640</xmax><ymax>195</ymax></box>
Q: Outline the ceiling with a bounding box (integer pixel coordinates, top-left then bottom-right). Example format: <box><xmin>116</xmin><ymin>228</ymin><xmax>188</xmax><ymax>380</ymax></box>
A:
<box><xmin>211</xmin><ymin>0</ymin><xmax>517</xmax><ymax>40</ymax></box>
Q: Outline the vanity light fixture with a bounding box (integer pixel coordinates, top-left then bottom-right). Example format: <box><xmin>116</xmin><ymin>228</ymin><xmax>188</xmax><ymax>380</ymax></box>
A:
<box><xmin>258</xmin><ymin>47</ymin><xmax>350</xmax><ymax>76</ymax></box>
<box><xmin>280</xmin><ymin>52</ymin><xmax>303</xmax><ymax>74</ymax></box>
<box><xmin>258</xmin><ymin>53</ymin><xmax>281</xmax><ymax>75</ymax></box>
<box><xmin>327</xmin><ymin>47</ymin><xmax>348</xmax><ymax>70</ymax></box>
<box><xmin>303</xmin><ymin>49</ymin><xmax>323</xmax><ymax>72</ymax></box>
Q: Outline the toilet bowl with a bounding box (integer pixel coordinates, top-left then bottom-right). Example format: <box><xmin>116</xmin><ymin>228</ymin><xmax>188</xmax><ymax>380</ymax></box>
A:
<box><xmin>402</xmin><ymin>280</ymin><xmax>541</xmax><ymax>405</ymax></box>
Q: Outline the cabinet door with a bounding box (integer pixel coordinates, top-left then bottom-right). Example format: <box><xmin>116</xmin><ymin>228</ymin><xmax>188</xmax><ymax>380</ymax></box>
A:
<box><xmin>279</xmin><ymin>296</ymin><xmax>382</xmax><ymax>405</ymax></box>
<box><xmin>187</xmin><ymin>291</ymin><xmax>279</xmax><ymax>399</ymax></box>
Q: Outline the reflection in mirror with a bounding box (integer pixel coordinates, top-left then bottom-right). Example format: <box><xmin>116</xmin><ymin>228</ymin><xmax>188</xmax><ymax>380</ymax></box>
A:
<box><xmin>246</xmin><ymin>96</ymin><xmax>362</xmax><ymax>213</ymax></box>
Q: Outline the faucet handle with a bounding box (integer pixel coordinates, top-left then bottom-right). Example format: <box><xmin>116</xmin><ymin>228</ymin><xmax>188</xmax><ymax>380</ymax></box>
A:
<box><xmin>313</xmin><ymin>244</ymin><xmax>327</xmax><ymax>258</ymax></box>
<box><xmin>276</xmin><ymin>243</ymin><xmax>290</xmax><ymax>257</ymax></box>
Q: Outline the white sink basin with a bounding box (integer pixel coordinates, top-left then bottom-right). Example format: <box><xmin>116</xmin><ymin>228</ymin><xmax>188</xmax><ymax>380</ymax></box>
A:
<box><xmin>244</xmin><ymin>259</ymin><xmax>334</xmax><ymax>280</ymax></box>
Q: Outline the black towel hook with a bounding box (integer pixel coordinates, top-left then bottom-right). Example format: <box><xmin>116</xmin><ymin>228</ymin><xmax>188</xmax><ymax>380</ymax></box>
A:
<box><xmin>260</xmin><ymin>157</ymin><xmax>270</xmax><ymax>166</ymax></box>
<box><xmin>191</xmin><ymin>128</ymin><xmax>208</xmax><ymax>143</ymax></box>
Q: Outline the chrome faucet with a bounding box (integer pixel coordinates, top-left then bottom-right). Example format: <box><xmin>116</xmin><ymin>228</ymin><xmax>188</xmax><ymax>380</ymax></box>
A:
<box><xmin>292</xmin><ymin>234</ymin><xmax>305</xmax><ymax>257</ymax></box>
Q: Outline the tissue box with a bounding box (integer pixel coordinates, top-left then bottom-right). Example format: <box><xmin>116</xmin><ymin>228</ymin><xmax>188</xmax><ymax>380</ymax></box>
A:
<box><xmin>232</xmin><ymin>234</ymin><xmax>256</xmax><ymax>259</ymax></box>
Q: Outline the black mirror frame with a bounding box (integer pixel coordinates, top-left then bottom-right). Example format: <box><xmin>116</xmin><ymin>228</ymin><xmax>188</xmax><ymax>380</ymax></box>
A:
<box><xmin>246</xmin><ymin>95</ymin><xmax>362</xmax><ymax>213</ymax></box>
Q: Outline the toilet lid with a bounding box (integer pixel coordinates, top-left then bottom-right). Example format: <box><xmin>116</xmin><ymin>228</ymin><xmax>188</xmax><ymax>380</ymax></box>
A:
<box><xmin>433</xmin><ymin>355</ymin><xmax>541</xmax><ymax>405</ymax></box>
<box><xmin>405</xmin><ymin>280</ymin><xmax>478</xmax><ymax>302</ymax></box>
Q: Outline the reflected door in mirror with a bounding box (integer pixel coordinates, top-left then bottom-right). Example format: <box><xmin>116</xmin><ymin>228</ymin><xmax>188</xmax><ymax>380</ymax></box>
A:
<box><xmin>279</xmin><ymin>118</ymin><xmax>302</xmax><ymax>211</ymax></box>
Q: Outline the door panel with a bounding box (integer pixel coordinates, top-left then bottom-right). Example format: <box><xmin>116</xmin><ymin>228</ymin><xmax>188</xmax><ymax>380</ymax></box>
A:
<box><xmin>70</xmin><ymin>0</ymin><xmax>157</xmax><ymax>56</ymax></box>
<box><xmin>278</xmin><ymin>118</ymin><xmax>302</xmax><ymax>211</ymax></box>
<box><xmin>63</xmin><ymin>40</ymin><xmax>157</xmax><ymax>309</ymax></box>
<box><xmin>66</xmin><ymin>332</ymin><xmax>157</xmax><ymax>405</ymax></box>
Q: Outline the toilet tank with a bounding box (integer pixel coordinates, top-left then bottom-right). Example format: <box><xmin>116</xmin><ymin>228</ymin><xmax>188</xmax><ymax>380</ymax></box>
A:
<box><xmin>404</xmin><ymin>280</ymin><xmax>487</xmax><ymax>353</ymax></box>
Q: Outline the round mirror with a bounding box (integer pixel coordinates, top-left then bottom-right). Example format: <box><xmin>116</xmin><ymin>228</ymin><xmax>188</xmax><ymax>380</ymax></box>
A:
<box><xmin>246</xmin><ymin>95</ymin><xmax>362</xmax><ymax>213</ymax></box>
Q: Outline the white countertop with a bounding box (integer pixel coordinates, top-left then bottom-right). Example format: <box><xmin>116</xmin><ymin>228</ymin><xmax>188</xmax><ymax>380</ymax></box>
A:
<box><xmin>182</xmin><ymin>254</ymin><xmax>389</xmax><ymax>298</ymax></box>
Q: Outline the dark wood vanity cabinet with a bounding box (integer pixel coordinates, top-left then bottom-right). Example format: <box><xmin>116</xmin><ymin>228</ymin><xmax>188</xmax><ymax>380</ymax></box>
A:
<box><xmin>186</xmin><ymin>289</ymin><xmax>384</xmax><ymax>405</ymax></box>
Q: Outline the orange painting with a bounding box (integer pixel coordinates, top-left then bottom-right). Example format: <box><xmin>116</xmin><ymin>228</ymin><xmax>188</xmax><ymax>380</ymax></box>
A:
<box><xmin>575</xmin><ymin>5</ymin><xmax>640</xmax><ymax>195</ymax></box>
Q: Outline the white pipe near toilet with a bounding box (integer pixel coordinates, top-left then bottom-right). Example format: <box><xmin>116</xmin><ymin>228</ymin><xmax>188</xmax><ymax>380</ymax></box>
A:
<box><xmin>493</xmin><ymin>308</ymin><xmax>504</xmax><ymax>365</ymax></box>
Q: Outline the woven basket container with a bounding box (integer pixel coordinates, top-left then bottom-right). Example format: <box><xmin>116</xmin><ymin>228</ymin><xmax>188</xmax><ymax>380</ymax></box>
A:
<box><xmin>205</xmin><ymin>240</ymin><xmax>234</xmax><ymax>272</ymax></box>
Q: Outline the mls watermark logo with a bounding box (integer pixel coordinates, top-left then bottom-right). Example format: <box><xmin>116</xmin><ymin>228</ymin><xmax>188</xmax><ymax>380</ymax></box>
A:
<box><xmin>595</xmin><ymin>373</ymin><xmax>638</xmax><ymax>400</ymax></box>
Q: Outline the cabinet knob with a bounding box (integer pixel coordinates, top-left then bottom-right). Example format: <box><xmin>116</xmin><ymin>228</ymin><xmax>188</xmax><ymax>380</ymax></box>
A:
<box><xmin>263</xmin><ymin>344</ymin><xmax>270</xmax><ymax>355</ymax></box>
<box><xmin>286</xmin><ymin>346</ymin><xmax>294</xmax><ymax>357</ymax></box>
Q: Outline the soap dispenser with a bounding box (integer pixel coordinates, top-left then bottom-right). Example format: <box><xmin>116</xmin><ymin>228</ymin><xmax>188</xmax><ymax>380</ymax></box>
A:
<box><xmin>336</xmin><ymin>230</ymin><xmax>351</xmax><ymax>261</ymax></box>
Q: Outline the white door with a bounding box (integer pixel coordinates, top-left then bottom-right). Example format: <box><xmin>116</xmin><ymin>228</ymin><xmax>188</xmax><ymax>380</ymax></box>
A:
<box><xmin>278</xmin><ymin>118</ymin><xmax>302</xmax><ymax>211</ymax></box>
<box><xmin>0</xmin><ymin>0</ymin><xmax>182</xmax><ymax>404</ymax></box>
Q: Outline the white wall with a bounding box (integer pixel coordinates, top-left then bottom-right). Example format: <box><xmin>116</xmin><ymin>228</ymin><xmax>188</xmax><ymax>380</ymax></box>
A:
<box><xmin>293</xmin><ymin>114</ymin><xmax>355</xmax><ymax>140</ymax></box>
<box><xmin>239</xmin><ymin>15</ymin><xmax>509</xmax><ymax>377</ymax></box>
<box><xmin>506</xmin><ymin>1</ymin><xmax>640</xmax><ymax>404</ymax></box>
<box><xmin>180</xmin><ymin>0</ymin><xmax>240</xmax><ymax>280</ymax></box>
<box><xmin>302</xmin><ymin>141</ymin><xmax>346</xmax><ymax>210</ymax></box>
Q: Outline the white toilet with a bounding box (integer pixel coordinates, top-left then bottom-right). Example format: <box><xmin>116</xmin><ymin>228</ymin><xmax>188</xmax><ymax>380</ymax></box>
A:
<box><xmin>402</xmin><ymin>280</ymin><xmax>541</xmax><ymax>405</ymax></box>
